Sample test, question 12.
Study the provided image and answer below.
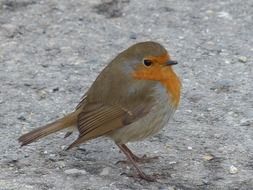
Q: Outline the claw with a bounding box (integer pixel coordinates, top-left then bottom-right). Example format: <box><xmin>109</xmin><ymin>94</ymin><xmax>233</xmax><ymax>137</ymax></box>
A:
<box><xmin>116</xmin><ymin>144</ymin><xmax>159</xmax><ymax>182</ymax></box>
<box><xmin>116</xmin><ymin>155</ymin><xmax>159</xmax><ymax>164</ymax></box>
<box><xmin>121</xmin><ymin>171</ymin><xmax>157</xmax><ymax>182</ymax></box>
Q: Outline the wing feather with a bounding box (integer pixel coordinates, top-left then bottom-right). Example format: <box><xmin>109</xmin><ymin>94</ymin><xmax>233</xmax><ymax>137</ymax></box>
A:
<box><xmin>66</xmin><ymin>102</ymin><xmax>152</xmax><ymax>150</ymax></box>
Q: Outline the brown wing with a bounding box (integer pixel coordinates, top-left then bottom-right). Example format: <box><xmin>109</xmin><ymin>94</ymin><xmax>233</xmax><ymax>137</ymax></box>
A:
<box><xmin>66</xmin><ymin>102</ymin><xmax>152</xmax><ymax>150</ymax></box>
<box><xmin>75</xmin><ymin>93</ymin><xmax>87</xmax><ymax>110</ymax></box>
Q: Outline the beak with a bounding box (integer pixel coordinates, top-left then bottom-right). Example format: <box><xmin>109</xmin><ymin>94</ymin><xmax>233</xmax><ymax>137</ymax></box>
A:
<box><xmin>166</xmin><ymin>60</ymin><xmax>178</xmax><ymax>66</ymax></box>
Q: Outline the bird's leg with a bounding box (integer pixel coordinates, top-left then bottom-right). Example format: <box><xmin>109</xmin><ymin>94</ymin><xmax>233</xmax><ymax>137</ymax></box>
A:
<box><xmin>116</xmin><ymin>143</ymin><xmax>156</xmax><ymax>182</ymax></box>
<box><xmin>121</xmin><ymin>144</ymin><xmax>159</xmax><ymax>163</ymax></box>
<box><xmin>115</xmin><ymin>144</ymin><xmax>159</xmax><ymax>165</ymax></box>
<box><xmin>121</xmin><ymin>144</ymin><xmax>142</xmax><ymax>162</ymax></box>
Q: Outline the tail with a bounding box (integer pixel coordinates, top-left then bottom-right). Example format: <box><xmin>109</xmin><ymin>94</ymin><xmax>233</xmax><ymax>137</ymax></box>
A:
<box><xmin>18</xmin><ymin>112</ymin><xmax>78</xmax><ymax>146</ymax></box>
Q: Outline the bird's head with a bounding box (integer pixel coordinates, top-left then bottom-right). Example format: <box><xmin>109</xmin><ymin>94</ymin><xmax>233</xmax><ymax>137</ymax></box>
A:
<box><xmin>115</xmin><ymin>41</ymin><xmax>181</xmax><ymax>106</ymax></box>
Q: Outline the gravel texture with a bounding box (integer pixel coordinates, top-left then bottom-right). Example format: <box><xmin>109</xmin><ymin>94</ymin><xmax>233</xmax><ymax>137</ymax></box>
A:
<box><xmin>0</xmin><ymin>0</ymin><xmax>253</xmax><ymax>189</ymax></box>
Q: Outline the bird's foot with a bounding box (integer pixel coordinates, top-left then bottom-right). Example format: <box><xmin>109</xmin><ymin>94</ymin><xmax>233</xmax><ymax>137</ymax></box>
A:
<box><xmin>121</xmin><ymin>171</ymin><xmax>158</xmax><ymax>182</ymax></box>
<box><xmin>116</xmin><ymin>155</ymin><xmax>159</xmax><ymax>165</ymax></box>
<box><xmin>133</xmin><ymin>154</ymin><xmax>159</xmax><ymax>163</ymax></box>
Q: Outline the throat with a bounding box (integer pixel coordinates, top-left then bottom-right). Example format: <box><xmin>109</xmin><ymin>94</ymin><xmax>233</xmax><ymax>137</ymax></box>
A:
<box><xmin>160</xmin><ymin>70</ymin><xmax>181</xmax><ymax>107</ymax></box>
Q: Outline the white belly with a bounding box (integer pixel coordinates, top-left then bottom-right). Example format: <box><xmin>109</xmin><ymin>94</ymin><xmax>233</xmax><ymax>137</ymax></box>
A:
<box><xmin>109</xmin><ymin>83</ymin><xmax>176</xmax><ymax>144</ymax></box>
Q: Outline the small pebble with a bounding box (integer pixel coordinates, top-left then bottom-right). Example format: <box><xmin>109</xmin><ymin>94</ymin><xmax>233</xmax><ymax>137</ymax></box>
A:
<box><xmin>240</xmin><ymin>119</ymin><xmax>252</xmax><ymax>126</ymax></box>
<box><xmin>52</xmin><ymin>87</ymin><xmax>59</xmax><ymax>92</ymax></box>
<box><xmin>56</xmin><ymin>161</ymin><xmax>66</xmax><ymax>168</ymax></box>
<box><xmin>61</xmin><ymin>146</ymin><xmax>66</xmax><ymax>150</ymax></box>
<box><xmin>238</xmin><ymin>56</ymin><xmax>247</xmax><ymax>63</ymax></box>
<box><xmin>48</xmin><ymin>154</ymin><xmax>56</xmax><ymax>161</ymax></box>
<box><xmin>229</xmin><ymin>165</ymin><xmax>238</xmax><ymax>174</ymax></box>
<box><xmin>203</xmin><ymin>154</ymin><xmax>214</xmax><ymax>161</ymax></box>
<box><xmin>1</xmin><ymin>23</ymin><xmax>18</xmax><ymax>38</ymax></box>
<box><xmin>17</xmin><ymin>116</ymin><xmax>26</xmax><ymax>121</ymax></box>
<box><xmin>100</xmin><ymin>167</ymin><xmax>111</xmax><ymax>176</ymax></box>
<box><xmin>206</xmin><ymin>10</ymin><xmax>214</xmax><ymax>15</ymax></box>
<box><xmin>24</xmin><ymin>83</ymin><xmax>32</xmax><ymax>87</ymax></box>
<box><xmin>64</xmin><ymin>168</ymin><xmax>87</xmax><ymax>175</ymax></box>
<box><xmin>129</xmin><ymin>33</ymin><xmax>137</xmax><ymax>39</ymax></box>
<box><xmin>37</xmin><ymin>90</ymin><xmax>47</xmax><ymax>100</ymax></box>
<box><xmin>211</xmin><ymin>80</ymin><xmax>232</xmax><ymax>92</ymax></box>
<box><xmin>49</xmin><ymin>154</ymin><xmax>55</xmax><ymax>157</ymax></box>
<box><xmin>24</xmin><ymin>185</ymin><xmax>34</xmax><ymax>189</ymax></box>
<box><xmin>225</xmin><ymin>60</ymin><xmax>230</xmax><ymax>64</ymax></box>
<box><xmin>217</xmin><ymin>11</ymin><xmax>232</xmax><ymax>20</ymax></box>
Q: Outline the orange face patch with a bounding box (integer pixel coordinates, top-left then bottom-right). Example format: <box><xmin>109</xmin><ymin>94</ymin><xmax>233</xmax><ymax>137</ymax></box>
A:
<box><xmin>132</xmin><ymin>53</ymin><xmax>181</xmax><ymax>107</ymax></box>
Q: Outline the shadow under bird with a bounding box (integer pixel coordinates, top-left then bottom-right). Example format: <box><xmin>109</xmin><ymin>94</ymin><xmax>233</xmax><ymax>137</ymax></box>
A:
<box><xmin>18</xmin><ymin>41</ymin><xmax>181</xmax><ymax>181</ymax></box>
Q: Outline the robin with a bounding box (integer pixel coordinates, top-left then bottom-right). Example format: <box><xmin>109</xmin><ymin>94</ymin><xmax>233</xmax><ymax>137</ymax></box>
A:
<box><xmin>18</xmin><ymin>41</ymin><xmax>181</xmax><ymax>181</ymax></box>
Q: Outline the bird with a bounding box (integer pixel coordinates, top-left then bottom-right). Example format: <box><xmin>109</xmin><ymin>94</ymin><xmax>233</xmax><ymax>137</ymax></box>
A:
<box><xmin>18</xmin><ymin>41</ymin><xmax>181</xmax><ymax>181</ymax></box>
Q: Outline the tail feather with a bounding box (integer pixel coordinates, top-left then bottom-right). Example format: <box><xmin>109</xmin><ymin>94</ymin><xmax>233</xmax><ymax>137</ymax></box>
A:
<box><xmin>18</xmin><ymin>112</ymin><xmax>77</xmax><ymax>146</ymax></box>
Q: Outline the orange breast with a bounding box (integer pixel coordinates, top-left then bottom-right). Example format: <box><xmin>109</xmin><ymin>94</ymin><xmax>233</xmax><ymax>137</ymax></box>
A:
<box><xmin>133</xmin><ymin>66</ymin><xmax>181</xmax><ymax>107</ymax></box>
<box><xmin>160</xmin><ymin>68</ymin><xmax>181</xmax><ymax>107</ymax></box>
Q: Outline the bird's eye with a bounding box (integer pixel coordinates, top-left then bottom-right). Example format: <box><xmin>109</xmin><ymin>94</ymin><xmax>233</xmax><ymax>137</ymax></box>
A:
<box><xmin>143</xmin><ymin>59</ymin><xmax>153</xmax><ymax>67</ymax></box>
